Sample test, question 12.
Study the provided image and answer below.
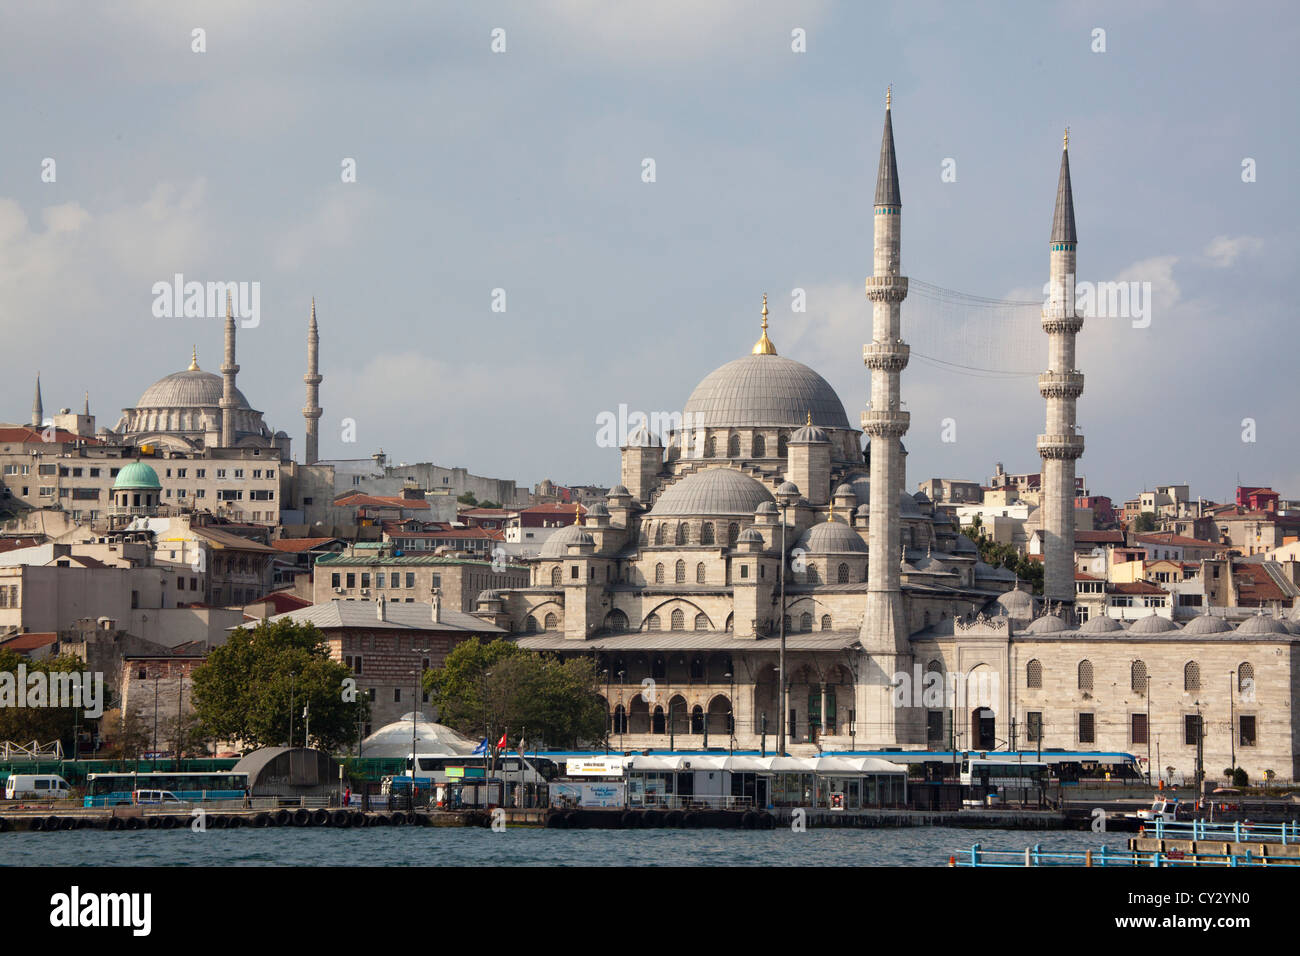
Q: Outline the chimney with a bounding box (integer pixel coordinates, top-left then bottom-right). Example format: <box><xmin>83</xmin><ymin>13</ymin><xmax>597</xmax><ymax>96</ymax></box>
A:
<box><xmin>431</xmin><ymin>587</ymin><xmax>441</xmax><ymax>624</ymax></box>
<box><xmin>376</xmin><ymin>593</ymin><xmax>386</xmax><ymax>622</ymax></box>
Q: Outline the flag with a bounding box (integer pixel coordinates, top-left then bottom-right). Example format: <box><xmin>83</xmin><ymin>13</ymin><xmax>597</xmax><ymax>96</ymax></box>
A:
<box><xmin>496</xmin><ymin>731</ymin><xmax>507</xmax><ymax>749</ymax></box>
<box><xmin>471</xmin><ymin>738</ymin><xmax>488</xmax><ymax>756</ymax></box>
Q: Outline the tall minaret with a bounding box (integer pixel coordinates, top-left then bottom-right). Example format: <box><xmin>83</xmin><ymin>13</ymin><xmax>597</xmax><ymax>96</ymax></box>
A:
<box><xmin>220</xmin><ymin>291</ymin><xmax>240</xmax><ymax>448</ymax></box>
<box><xmin>1038</xmin><ymin>129</ymin><xmax>1085</xmax><ymax>608</ymax></box>
<box><xmin>303</xmin><ymin>297</ymin><xmax>323</xmax><ymax>465</ymax></box>
<box><xmin>860</xmin><ymin>88</ymin><xmax>914</xmax><ymax>744</ymax></box>
<box><xmin>30</xmin><ymin>372</ymin><xmax>43</xmax><ymax>428</ymax></box>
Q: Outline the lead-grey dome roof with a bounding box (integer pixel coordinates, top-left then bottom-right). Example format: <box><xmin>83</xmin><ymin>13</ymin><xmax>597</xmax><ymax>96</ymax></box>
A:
<box><xmin>795</xmin><ymin>520</ymin><xmax>868</xmax><ymax>554</ymax></box>
<box><xmin>586</xmin><ymin>502</ymin><xmax>610</xmax><ymax>516</ymax></box>
<box><xmin>790</xmin><ymin>421</ymin><xmax>829</xmax><ymax>444</ymax></box>
<box><xmin>1024</xmin><ymin>614</ymin><xmax>1069</xmax><ymax>634</ymax></box>
<box><xmin>135</xmin><ymin>369</ymin><xmax>250</xmax><ymax>409</ymax></box>
<box><xmin>540</xmin><ymin>523</ymin><xmax>594</xmax><ymax>558</ymax></box>
<box><xmin>682</xmin><ymin>354</ymin><xmax>851</xmax><ymax>429</ymax></box>
<box><xmin>1182</xmin><ymin>613</ymin><xmax>1232</xmax><ymax>635</ymax></box>
<box><xmin>648</xmin><ymin>468</ymin><xmax>775</xmax><ymax>517</ymax></box>
<box><xmin>1078</xmin><ymin>615</ymin><xmax>1123</xmax><ymax>633</ymax></box>
<box><xmin>1234</xmin><ymin>613</ymin><xmax>1288</xmax><ymax>636</ymax></box>
<box><xmin>1129</xmin><ymin>614</ymin><xmax>1180</xmax><ymax>634</ymax></box>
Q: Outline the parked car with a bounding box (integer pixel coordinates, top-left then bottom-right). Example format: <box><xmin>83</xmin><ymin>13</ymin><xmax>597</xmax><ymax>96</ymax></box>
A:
<box><xmin>132</xmin><ymin>789</ymin><xmax>187</xmax><ymax>806</ymax></box>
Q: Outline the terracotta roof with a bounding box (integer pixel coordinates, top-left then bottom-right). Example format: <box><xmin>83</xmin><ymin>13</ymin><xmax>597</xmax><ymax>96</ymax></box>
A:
<box><xmin>0</xmin><ymin>632</ymin><xmax>58</xmax><ymax>651</ymax></box>
<box><xmin>521</xmin><ymin>502</ymin><xmax>587</xmax><ymax>516</ymax></box>
<box><xmin>1111</xmin><ymin>581</ymin><xmax>1168</xmax><ymax>595</ymax></box>
<box><xmin>246</xmin><ymin>590</ymin><xmax>313</xmax><ymax>614</ymax></box>
<box><xmin>271</xmin><ymin>537</ymin><xmax>342</xmax><ymax>553</ymax></box>
<box><xmin>1235</xmin><ymin>563</ymin><xmax>1291</xmax><ymax>603</ymax></box>
<box><xmin>1075</xmin><ymin>530</ymin><xmax>1125</xmax><ymax>544</ymax></box>
<box><xmin>0</xmin><ymin>427</ymin><xmax>101</xmax><ymax>444</ymax></box>
<box><xmin>1074</xmin><ymin>571</ymin><xmax>1101</xmax><ymax>580</ymax></box>
<box><xmin>334</xmin><ymin>493</ymin><xmax>430</xmax><ymax>510</ymax></box>
<box><xmin>0</xmin><ymin>537</ymin><xmax>45</xmax><ymax>554</ymax></box>
<box><xmin>1134</xmin><ymin>533</ymin><xmax>1221</xmax><ymax>549</ymax></box>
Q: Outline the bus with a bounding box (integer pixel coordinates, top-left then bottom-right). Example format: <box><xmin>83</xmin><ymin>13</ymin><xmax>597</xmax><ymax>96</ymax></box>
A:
<box><xmin>83</xmin><ymin>772</ymin><xmax>249</xmax><ymax>807</ymax></box>
<box><xmin>399</xmin><ymin>753</ymin><xmax>560</xmax><ymax>786</ymax></box>
<box><xmin>959</xmin><ymin>756</ymin><xmax>1048</xmax><ymax>806</ymax></box>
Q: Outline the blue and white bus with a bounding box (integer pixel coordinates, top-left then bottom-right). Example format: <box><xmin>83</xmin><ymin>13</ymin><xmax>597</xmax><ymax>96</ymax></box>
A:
<box><xmin>83</xmin><ymin>771</ymin><xmax>249</xmax><ymax>807</ymax></box>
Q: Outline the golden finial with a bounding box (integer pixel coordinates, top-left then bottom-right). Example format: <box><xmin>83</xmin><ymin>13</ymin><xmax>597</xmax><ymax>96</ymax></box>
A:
<box><xmin>806</xmin><ymin>410</ymin><xmax>812</xmax><ymax>426</ymax></box>
<box><xmin>574</xmin><ymin>502</ymin><xmax>581</xmax><ymax>525</ymax></box>
<box><xmin>188</xmin><ymin>346</ymin><xmax>199</xmax><ymax>371</ymax></box>
<box><xmin>752</xmin><ymin>293</ymin><xmax>777</xmax><ymax>355</ymax></box>
<box><xmin>1063</xmin><ymin>127</ymin><xmax>1069</xmax><ymax>150</ymax></box>
<box><xmin>886</xmin><ymin>85</ymin><xmax>892</xmax><ymax>111</ymax></box>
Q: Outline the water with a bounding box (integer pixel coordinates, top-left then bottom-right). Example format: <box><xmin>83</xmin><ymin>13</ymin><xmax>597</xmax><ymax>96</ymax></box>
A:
<box><xmin>0</xmin><ymin>826</ymin><xmax>1133</xmax><ymax>866</ymax></box>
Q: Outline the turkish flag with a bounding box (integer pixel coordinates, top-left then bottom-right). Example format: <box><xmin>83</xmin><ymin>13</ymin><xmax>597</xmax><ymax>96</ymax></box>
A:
<box><xmin>496</xmin><ymin>731</ymin><xmax>507</xmax><ymax>749</ymax></box>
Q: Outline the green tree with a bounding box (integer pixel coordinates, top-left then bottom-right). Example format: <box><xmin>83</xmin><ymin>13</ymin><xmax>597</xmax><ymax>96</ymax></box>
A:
<box><xmin>478</xmin><ymin>500</ymin><xmax>502</xmax><ymax>510</ymax></box>
<box><xmin>0</xmin><ymin>649</ymin><xmax>87</xmax><ymax>753</ymax></box>
<box><xmin>424</xmin><ymin>638</ymin><xmax>606</xmax><ymax>753</ymax></box>
<box><xmin>190</xmin><ymin>618</ymin><xmax>365</xmax><ymax>753</ymax></box>
<box><xmin>457</xmin><ymin>492</ymin><xmax>478</xmax><ymax>506</ymax></box>
<box><xmin>1133</xmin><ymin>512</ymin><xmax>1157</xmax><ymax>532</ymax></box>
<box><xmin>99</xmin><ymin>707</ymin><xmax>152</xmax><ymax>760</ymax></box>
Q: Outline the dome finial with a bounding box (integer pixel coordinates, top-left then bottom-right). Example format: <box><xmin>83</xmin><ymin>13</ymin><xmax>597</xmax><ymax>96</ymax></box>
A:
<box><xmin>1063</xmin><ymin>126</ymin><xmax>1069</xmax><ymax>150</ymax></box>
<box><xmin>806</xmin><ymin>410</ymin><xmax>812</xmax><ymax>426</ymax></box>
<box><xmin>574</xmin><ymin>501</ymin><xmax>581</xmax><ymax>525</ymax></box>
<box><xmin>189</xmin><ymin>345</ymin><xmax>199</xmax><ymax>371</ymax></box>
<box><xmin>752</xmin><ymin>293</ymin><xmax>777</xmax><ymax>355</ymax></box>
<box><xmin>886</xmin><ymin>85</ymin><xmax>891</xmax><ymax>111</ymax></box>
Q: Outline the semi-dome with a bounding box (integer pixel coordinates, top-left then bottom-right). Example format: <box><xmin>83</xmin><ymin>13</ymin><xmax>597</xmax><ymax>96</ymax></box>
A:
<box><xmin>854</xmin><ymin>503</ymin><xmax>870</xmax><ymax>517</ymax></box>
<box><xmin>648</xmin><ymin>468</ymin><xmax>775</xmax><ymax>517</ymax></box>
<box><xmin>795</xmin><ymin>520</ymin><xmax>868</xmax><ymax>554</ymax></box>
<box><xmin>112</xmin><ymin>461</ymin><xmax>162</xmax><ymax>490</ymax></box>
<box><xmin>953</xmin><ymin>534</ymin><xmax>979</xmax><ymax>555</ymax></box>
<box><xmin>683</xmin><ymin>354</ymin><xmax>851</xmax><ymax>429</ymax></box>
<box><xmin>1181</xmin><ymin>613</ymin><xmax>1232</xmax><ymax>635</ymax></box>
<box><xmin>1234</xmin><ymin>613</ymin><xmax>1288</xmax><ymax>636</ymax></box>
<box><xmin>1078</xmin><ymin>615</ymin><xmax>1123</xmax><ymax>633</ymax></box>
<box><xmin>136</xmin><ymin>368</ymin><xmax>250</xmax><ymax>410</ymax></box>
<box><xmin>1128</xmin><ymin>614</ymin><xmax>1180</xmax><ymax>634</ymax></box>
<box><xmin>975</xmin><ymin>560</ymin><xmax>1017</xmax><ymax>581</ymax></box>
<box><xmin>540</xmin><ymin>523</ymin><xmax>595</xmax><ymax>558</ymax></box>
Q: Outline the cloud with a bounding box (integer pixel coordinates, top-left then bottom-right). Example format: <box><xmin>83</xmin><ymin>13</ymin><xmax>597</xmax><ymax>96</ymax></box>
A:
<box><xmin>270</xmin><ymin>186</ymin><xmax>378</xmax><ymax>272</ymax></box>
<box><xmin>1203</xmin><ymin>235</ymin><xmax>1264</xmax><ymax>269</ymax></box>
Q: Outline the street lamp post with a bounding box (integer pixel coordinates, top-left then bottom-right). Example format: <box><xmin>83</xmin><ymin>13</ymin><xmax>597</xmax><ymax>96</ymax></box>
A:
<box><xmin>152</xmin><ymin>671</ymin><xmax>159</xmax><ymax>771</ymax></box>
<box><xmin>725</xmin><ymin>671</ymin><xmax>734</xmax><ymax>755</ymax></box>
<box><xmin>288</xmin><ymin>671</ymin><xmax>295</xmax><ymax>751</ymax></box>
<box><xmin>1229</xmin><ymin>670</ymin><xmax>1236</xmax><ymax>777</ymax></box>
<box><xmin>411</xmin><ymin>648</ymin><xmax>429</xmax><ymax>810</ymax></box>
<box><xmin>617</xmin><ymin>670</ymin><xmax>625</xmax><ymax>752</ymax></box>
<box><xmin>777</xmin><ymin>500</ymin><xmax>788</xmax><ymax>756</ymax></box>
<box><xmin>601</xmin><ymin>668</ymin><xmax>610</xmax><ymax>755</ymax></box>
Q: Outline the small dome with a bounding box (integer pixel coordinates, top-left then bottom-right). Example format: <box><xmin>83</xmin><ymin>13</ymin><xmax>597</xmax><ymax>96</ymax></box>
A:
<box><xmin>1181</xmin><ymin>613</ymin><xmax>1232</xmax><ymax>635</ymax></box>
<box><xmin>855</xmin><ymin>503</ymin><xmax>870</xmax><ymax>517</ymax></box>
<box><xmin>795</xmin><ymin>520</ymin><xmax>868</xmax><ymax>554</ymax></box>
<box><xmin>845</xmin><ymin>474</ymin><xmax>871</xmax><ymax>503</ymax></box>
<box><xmin>913</xmin><ymin>551</ymin><xmax>949</xmax><ymax>573</ymax></box>
<box><xmin>789</xmin><ymin>420</ymin><xmax>829</xmax><ymax>444</ymax></box>
<box><xmin>996</xmin><ymin>587</ymin><xmax>1035</xmax><ymax>616</ymax></box>
<box><xmin>1024</xmin><ymin>615</ymin><xmax>1069</xmax><ymax>634</ymax></box>
<box><xmin>1078</xmin><ymin>615</ymin><xmax>1123</xmax><ymax>633</ymax></box>
<box><xmin>1128</xmin><ymin>614</ymin><xmax>1180</xmax><ymax>634</ymax></box>
<box><xmin>476</xmin><ymin>589</ymin><xmax>503</xmax><ymax>603</ymax></box>
<box><xmin>755</xmin><ymin>501</ymin><xmax>778</xmax><ymax>515</ymax></box>
<box><xmin>624</xmin><ymin>420</ymin><xmax>663</xmax><ymax>447</ymax></box>
<box><xmin>975</xmin><ymin>561</ymin><xmax>1017</xmax><ymax>581</ymax></box>
<box><xmin>833</xmin><ymin>483</ymin><xmax>856</xmax><ymax>498</ymax></box>
<box><xmin>898</xmin><ymin>491</ymin><xmax>922</xmax><ymax>517</ymax></box>
<box><xmin>112</xmin><ymin>461</ymin><xmax>162</xmax><ymax>491</ymax></box>
<box><xmin>540</xmin><ymin>523</ymin><xmax>594</xmax><ymax>558</ymax></box>
<box><xmin>737</xmin><ymin>528</ymin><xmax>766</xmax><ymax>544</ymax></box>
<box><xmin>1234</xmin><ymin>613</ymin><xmax>1288</xmax><ymax>636</ymax></box>
<box><xmin>776</xmin><ymin>481</ymin><xmax>801</xmax><ymax>497</ymax></box>
<box><xmin>953</xmin><ymin>534</ymin><xmax>979</xmax><ymax>555</ymax></box>
<box><xmin>913</xmin><ymin>490</ymin><xmax>931</xmax><ymax>505</ymax></box>
<box><xmin>648</xmin><ymin>468</ymin><xmax>775</xmax><ymax>517</ymax></box>
<box><xmin>586</xmin><ymin>502</ymin><xmax>610</xmax><ymax>516</ymax></box>
<box><xmin>607</xmin><ymin>484</ymin><xmax>631</xmax><ymax>497</ymax></box>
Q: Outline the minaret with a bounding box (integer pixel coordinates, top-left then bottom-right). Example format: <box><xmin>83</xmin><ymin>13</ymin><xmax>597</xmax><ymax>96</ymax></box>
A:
<box><xmin>303</xmin><ymin>298</ymin><xmax>323</xmax><ymax>465</ymax></box>
<box><xmin>1038</xmin><ymin>129</ymin><xmax>1085</xmax><ymax>608</ymax></box>
<box><xmin>30</xmin><ymin>372</ymin><xmax>43</xmax><ymax>428</ymax></box>
<box><xmin>860</xmin><ymin>88</ymin><xmax>913</xmax><ymax>744</ymax></box>
<box><xmin>220</xmin><ymin>291</ymin><xmax>239</xmax><ymax>448</ymax></box>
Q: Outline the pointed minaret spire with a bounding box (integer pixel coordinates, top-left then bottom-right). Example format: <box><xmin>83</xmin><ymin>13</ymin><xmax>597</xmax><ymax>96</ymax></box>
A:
<box><xmin>1051</xmin><ymin>127</ymin><xmax>1077</xmax><ymax>243</ymax></box>
<box><xmin>30</xmin><ymin>372</ymin><xmax>43</xmax><ymax>428</ymax></box>
<box><xmin>219</xmin><ymin>290</ymin><xmax>239</xmax><ymax>448</ymax></box>
<box><xmin>874</xmin><ymin>86</ymin><xmax>901</xmax><ymax>207</ymax></box>
<box><xmin>303</xmin><ymin>297</ymin><xmax>323</xmax><ymax>465</ymax></box>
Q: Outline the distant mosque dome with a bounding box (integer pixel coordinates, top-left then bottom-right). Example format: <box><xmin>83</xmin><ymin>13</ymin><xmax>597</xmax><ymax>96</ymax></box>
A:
<box><xmin>136</xmin><ymin>368</ymin><xmax>250</xmax><ymax>410</ymax></box>
<box><xmin>1234</xmin><ymin>613</ymin><xmax>1288</xmax><ymax>636</ymax></box>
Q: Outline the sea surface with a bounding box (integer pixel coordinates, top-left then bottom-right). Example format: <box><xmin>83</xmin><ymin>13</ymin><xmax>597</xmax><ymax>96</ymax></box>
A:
<box><xmin>0</xmin><ymin>825</ymin><xmax>1133</xmax><ymax>867</ymax></box>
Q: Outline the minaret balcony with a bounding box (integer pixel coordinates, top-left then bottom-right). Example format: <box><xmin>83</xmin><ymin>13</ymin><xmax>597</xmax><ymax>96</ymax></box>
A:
<box><xmin>1040</xmin><ymin>311</ymin><xmax>1083</xmax><ymax>335</ymax></box>
<box><xmin>1037</xmin><ymin>371</ymin><xmax>1085</xmax><ymax>399</ymax></box>
<box><xmin>865</xmin><ymin>275</ymin><xmax>908</xmax><ymax>302</ymax></box>
<box><xmin>861</xmin><ymin>409</ymin><xmax>910</xmax><ymax>438</ymax></box>
<box><xmin>1036</xmin><ymin>433</ymin><xmax>1085</xmax><ymax>460</ymax></box>
<box><xmin>863</xmin><ymin>341</ymin><xmax>910</xmax><ymax>371</ymax></box>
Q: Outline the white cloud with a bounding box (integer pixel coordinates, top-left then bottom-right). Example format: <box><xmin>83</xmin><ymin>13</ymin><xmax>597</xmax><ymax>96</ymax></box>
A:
<box><xmin>1203</xmin><ymin>235</ymin><xmax>1264</xmax><ymax>268</ymax></box>
<box><xmin>270</xmin><ymin>186</ymin><xmax>378</xmax><ymax>272</ymax></box>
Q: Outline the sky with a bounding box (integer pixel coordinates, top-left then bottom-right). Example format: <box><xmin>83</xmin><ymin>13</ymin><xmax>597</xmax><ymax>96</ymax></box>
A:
<box><xmin>0</xmin><ymin>1</ymin><xmax>1296</xmax><ymax>505</ymax></box>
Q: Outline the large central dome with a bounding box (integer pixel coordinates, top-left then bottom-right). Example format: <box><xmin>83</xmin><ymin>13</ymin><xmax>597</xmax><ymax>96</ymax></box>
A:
<box><xmin>136</xmin><ymin>369</ymin><xmax>250</xmax><ymax>410</ymax></box>
<box><xmin>683</xmin><ymin>354</ymin><xmax>851</xmax><ymax>429</ymax></box>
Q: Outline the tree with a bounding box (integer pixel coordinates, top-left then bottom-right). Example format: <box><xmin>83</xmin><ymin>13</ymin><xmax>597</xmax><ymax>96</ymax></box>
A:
<box><xmin>0</xmin><ymin>649</ymin><xmax>87</xmax><ymax>753</ymax></box>
<box><xmin>424</xmin><ymin>638</ymin><xmax>606</xmax><ymax>753</ymax></box>
<box><xmin>190</xmin><ymin>618</ymin><xmax>365</xmax><ymax>753</ymax></box>
<box><xmin>457</xmin><ymin>492</ymin><xmax>478</xmax><ymax>506</ymax></box>
<box><xmin>1134</xmin><ymin>512</ymin><xmax>1157</xmax><ymax>533</ymax></box>
<box><xmin>478</xmin><ymin>500</ymin><xmax>502</xmax><ymax>510</ymax></box>
<box><xmin>99</xmin><ymin>707</ymin><xmax>152</xmax><ymax>760</ymax></box>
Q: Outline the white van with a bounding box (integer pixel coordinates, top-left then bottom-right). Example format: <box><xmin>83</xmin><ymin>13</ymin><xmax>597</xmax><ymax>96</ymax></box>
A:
<box><xmin>5</xmin><ymin>774</ymin><xmax>72</xmax><ymax>800</ymax></box>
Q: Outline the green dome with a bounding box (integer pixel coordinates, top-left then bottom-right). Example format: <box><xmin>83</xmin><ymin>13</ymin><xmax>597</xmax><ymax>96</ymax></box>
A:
<box><xmin>113</xmin><ymin>462</ymin><xmax>162</xmax><ymax>491</ymax></box>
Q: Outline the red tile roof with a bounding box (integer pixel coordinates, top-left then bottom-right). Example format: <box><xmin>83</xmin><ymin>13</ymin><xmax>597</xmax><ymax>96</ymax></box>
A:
<box><xmin>1134</xmin><ymin>533</ymin><xmax>1222</xmax><ymax>549</ymax></box>
<box><xmin>1111</xmin><ymin>581</ymin><xmax>1168</xmax><ymax>595</ymax></box>
<box><xmin>334</xmin><ymin>493</ymin><xmax>430</xmax><ymax>510</ymax></box>
<box><xmin>0</xmin><ymin>427</ymin><xmax>101</xmax><ymax>445</ymax></box>
<box><xmin>1075</xmin><ymin>530</ymin><xmax>1126</xmax><ymax>544</ymax></box>
<box><xmin>246</xmin><ymin>590</ymin><xmax>313</xmax><ymax>614</ymax></box>
<box><xmin>271</xmin><ymin>537</ymin><xmax>342</xmax><ymax>553</ymax></box>
<box><xmin>0</xmin><ymin>537</ymin><xmax>45</xmax><ymax>554</ymax></box>
<box><xmin>0</xmin><ymin>632</ymin><xmax>57</xmax><ymax>652</ymax></box>
<box><xmin>1075</xmin><ymin>571</ymin><xmax>1101</xmax><ymax>580</ymax></box>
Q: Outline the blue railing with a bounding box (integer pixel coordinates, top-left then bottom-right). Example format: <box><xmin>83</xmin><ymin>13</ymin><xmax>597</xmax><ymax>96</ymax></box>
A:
<box><xmin>1149</xmin><ymin>818</ymin><xmax>1300</xmax><ymax>844</ymax></box>
<box><xmin>950</xmin><ymin>842</ymin><xmax>1282</xmax><ymax>867</ymax></box>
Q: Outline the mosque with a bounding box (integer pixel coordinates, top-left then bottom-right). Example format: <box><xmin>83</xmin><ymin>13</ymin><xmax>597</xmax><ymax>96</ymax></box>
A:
<box><xmin>472</xmin><ymin>97</ymin><xmax>1300</xmax><ymax>783</ymax></box>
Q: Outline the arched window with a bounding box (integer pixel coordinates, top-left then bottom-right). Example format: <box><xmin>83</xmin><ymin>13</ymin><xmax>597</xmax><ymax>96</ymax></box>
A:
<box><xmin>1238</xmin><ymin>662</ymin><xmax>1254</xmax><ymax>695</ymax></box>
<box><xmin>701</xmin><ymin>523</ymin><xmax>715</xmax><ymax>545</ymax></box>
<box><xmin>654</xmin><ymin>524</ymin><xmax>665</xmax><ymax>546</ymax></box>
<box><xmin>694</xmin><ymin>612</ymin><xmax>709</xmax><ymax>631</ymax></box>
<box><xmin>1131</xmin><ymin>660</ymin><xmax>1148</xmax><ymax>695</ymax></box>
<box><xmin>727</xmin><ymin>434</ymin><xmax>740</xmax><ymax>457</ymax></box>
<box><xmin>838</xmin><ymin>563</ymin><xmax>849</xmax><ymax>584</ymax></box>
<box><xmin>644</xmin><ymin>613</ymin><xmax>661</xmax><ymax>631</ymax></box>
<box><xmin>654</xmin><ymin>563</ymin><xmax>664</xmax><ymax>584</ymax></box>
<box><xmin>612</xmin><ymin>705</ymin><xmax>627</xmax><ymax>734</ymax></box>
<box><xmin>727</xmin><ymin>523</ymin><xmax>739</xmax><ymax>546</ymax></box>
<box><xmin>696</xmin><ymin>562</ymin><xmax>706</xmax><ymax>583</ymax></box>
<box><xmin>704</xmin><ymin>435</ymin><xmax>717</xmax><ymax>458</ymax></box>
<box><xmin>1026</xmin><ymin>659</ymin><xmax>1043</xmax><ymax>689</ymax></box>
<box><xmin>543</xmin><ymin>612</ymin><xmax>558</xmax><ymax>631</ymax></box>
<box><xmin>724</xmin><ymin>612</ymin><xmax>733</xmax><ymax>632</ymax></box>
<box><xmin>524</xmin><ymin>615</ymin><xmax>538</xmax><ymax>634</ymax></box>
<box><xmin>652</xmin><ymin>706</ymin><xmax>666</xmax><ymax>734</ymax></box>
<box><xmin>676</xmin><ymin>523</ymin><xmax>688</xmax><ymax>546</ymax></box>
<box><xmin>1184</xmin><ymin>660</ymin><xmax>1201</xmax><ymax>692</ymax></box>
<box><xmin>690</xmin><ymin>706</ymin><xmax>704</xmax><ymax>734</ymax></box>
<box><xmin>777</xmin><ymin>433</ymin><xmax>789</xmax><ymax>459</ymax></box>
<box><xmin>605</xmin><ymin>609</ymin><xmax>628</xmax><ymax>632</ymax></box>
<box><xmin>1078</xmin><ymin>660</ymin><xmax>1094</xmax><ymax>693</ymax></box>
<box><xmin>799</xmin><ymin>612</ymin><xmax>812</xmax><ymax>631</ymax></box>
<box><xmin>820</xmin><ymin>614</ymin><xmax>832</xmax><ymax>631</ymax></box>
<box><xmin>550</xmin><ymin>566</ymin><xmax>561</xmax><ymax>587</ymax></box>
<box><xmin>671</xmin><ymin>608</ymin><xmax>685</xmax><ymax>630</ymax></box>
<box><xmin>752</xmin><ymin>434</ymin><xmax>766</xmax><ymax>457</ymax></box>
<box><xmin>675</xmin><ymin>559</ymin><xmax>686</xmax><ymax>583</ymax></box>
